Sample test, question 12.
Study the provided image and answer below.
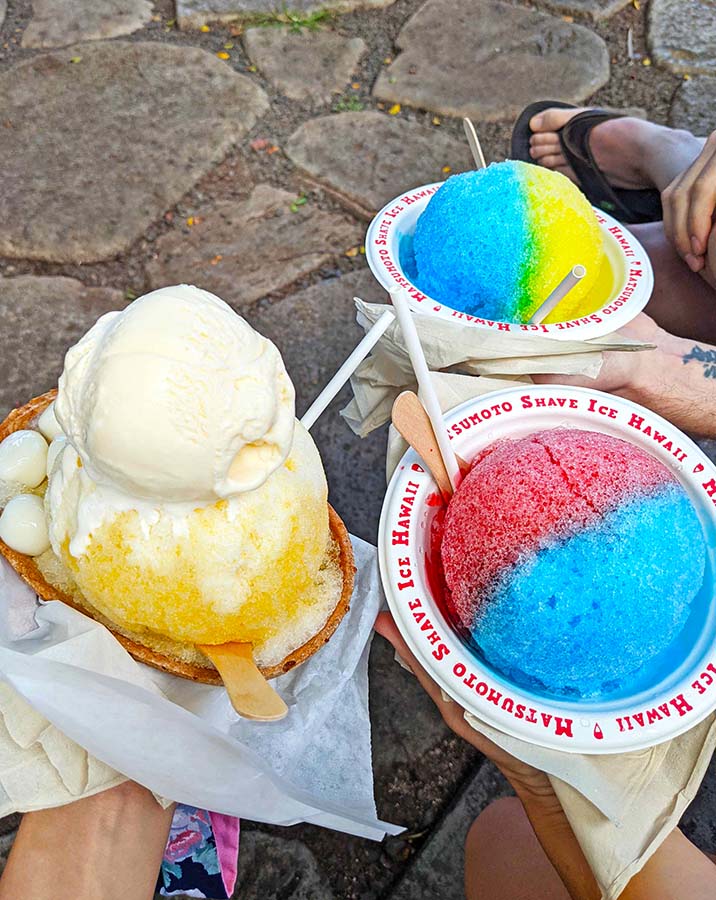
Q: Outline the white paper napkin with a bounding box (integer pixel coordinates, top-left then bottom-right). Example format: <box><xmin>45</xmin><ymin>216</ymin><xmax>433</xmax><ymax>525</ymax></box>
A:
<box><xmin>341</xmin><ymin>299</ymin><xmax>650</xmax><ymax>438</ymax></box>
<box><xmin>0</xmin><ymin>539</ymin><xmax>400</xmax><ymax>841</ymax></box>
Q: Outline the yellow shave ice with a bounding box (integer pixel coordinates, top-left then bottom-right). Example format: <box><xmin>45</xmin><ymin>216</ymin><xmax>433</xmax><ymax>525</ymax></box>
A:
<box><xmin>46</xmin><ymin>285</ymin><xmax>336</xmax><ymax>666</ymax></box>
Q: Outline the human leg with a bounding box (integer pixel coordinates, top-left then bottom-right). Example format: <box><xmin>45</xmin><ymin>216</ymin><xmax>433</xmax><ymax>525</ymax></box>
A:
<box><xmin>465</xmin><ymin>797</ymin><xmax>716</xmax><ymax>900</ymax></box>
<box><xmin>632</xmin><ymin>222</ymin><xmax>716</xmax><ymax>344</ymax></box>
<box><xmin>465</xmin><ymin>796</ymin><xmax>570</xmax><ymax>900</ymax></box>
<box><xmin>0</xmin><ymin>781</ymin><xmax>174</xmax><ymax>900</ymax></box>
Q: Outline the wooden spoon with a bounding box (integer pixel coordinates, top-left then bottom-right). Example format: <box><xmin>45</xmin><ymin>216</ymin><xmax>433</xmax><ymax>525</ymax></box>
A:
<box><xmin>392</xmin><ymin>391</ymin><xmax>468</xmax><ymax>501</ymax></box>
<box><xmin>199</xmin><ymin>642</ymin><xmax>288</xmax><ymax>721</ymax></box>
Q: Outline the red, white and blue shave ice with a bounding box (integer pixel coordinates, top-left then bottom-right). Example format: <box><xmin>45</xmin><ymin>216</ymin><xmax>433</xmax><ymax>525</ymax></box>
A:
<box><xmin>440</xmin><ymin>429</ymin><xmax>706</xmax><ymax>699</ymax></box>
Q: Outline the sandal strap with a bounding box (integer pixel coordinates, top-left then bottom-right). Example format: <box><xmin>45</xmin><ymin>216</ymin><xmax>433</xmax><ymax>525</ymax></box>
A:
<box><xmin>557</xmin><ymin>109</ymin><xmax>637</xmax><ymax>220</ymax></box>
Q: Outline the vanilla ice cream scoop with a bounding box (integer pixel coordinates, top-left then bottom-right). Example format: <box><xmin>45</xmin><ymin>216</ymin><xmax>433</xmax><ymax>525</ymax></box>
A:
<box><xmin>55</xmin><ymin>285</ymin><xmax>296</xmax><ymax>502</ymax></box>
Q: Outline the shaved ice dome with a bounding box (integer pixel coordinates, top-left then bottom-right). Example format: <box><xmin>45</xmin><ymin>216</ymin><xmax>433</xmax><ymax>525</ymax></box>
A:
<box><xmin>440</xmin><ymin>429</ymin><xmax>706</xmax><ymax>698</ymax></box>
<box><xmin>413</xmin><ymin>161</ymin><xmax>605</xmax><ymax>323</ymax></box>
<box><xmin>47</xmin><ymin>422</ymin><xmax>337</xmax><ymax>667</ymax></box>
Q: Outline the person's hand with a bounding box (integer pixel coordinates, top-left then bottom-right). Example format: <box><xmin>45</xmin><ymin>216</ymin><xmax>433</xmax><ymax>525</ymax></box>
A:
<box><xmin>533</xmin><ymin>312</ymin><xmax>667</xmax><ymax>401</ymax></box>
<box><xmin>375</xmin><ymin>611</ymin><xmax>557</xmax><ymax>805</ymax></box>
<box><xmin>662</xmin><ymin>132</ymin><xmax>716</xmax><ymax>287</ymax></box>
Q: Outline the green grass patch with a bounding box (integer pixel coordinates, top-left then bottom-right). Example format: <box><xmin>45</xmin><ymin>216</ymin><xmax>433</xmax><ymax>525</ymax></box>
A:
<box><xmin>333</xmin><ymin>96</ymin><xmax>365</xmax><ymax>112</ymax></box>
<box><xmin>246</xmin><ymin>7</ymin><xmax>335</xmax><ymax>32</ymax></box>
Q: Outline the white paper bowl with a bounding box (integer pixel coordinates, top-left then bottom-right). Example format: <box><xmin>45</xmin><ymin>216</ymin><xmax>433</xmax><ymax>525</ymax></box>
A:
<box><xmin>378</xmin><ymin>385</ymin><xmax>716</xmax><ymax>753</ymax></box>
<box><xmin>365</xmin><ymin>183</ymin><xmax>653</xmax><ymax>342</ymax></box>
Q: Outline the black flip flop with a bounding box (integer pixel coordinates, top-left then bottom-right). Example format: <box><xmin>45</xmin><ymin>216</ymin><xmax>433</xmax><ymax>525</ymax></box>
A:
<box><xmin>510</xmin><ymin>100</ymin><xmax>662</xmax><ymax>225</ymax></box>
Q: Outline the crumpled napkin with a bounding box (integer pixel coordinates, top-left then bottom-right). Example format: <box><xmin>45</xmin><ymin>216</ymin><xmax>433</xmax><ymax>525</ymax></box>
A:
<box><xmin>0</xmin><ymin>560</ymin><xmax>128</xmax><ymax>813</ymax></box>
<box><xmin>383</xmin><ymin>375</ymin><xmax>716</xmax><ymax>900</ymax></box>
<box><xmin>341</xmin><ymin>299</ymin><xmax>650</xmax><ymax>439</ymax></box>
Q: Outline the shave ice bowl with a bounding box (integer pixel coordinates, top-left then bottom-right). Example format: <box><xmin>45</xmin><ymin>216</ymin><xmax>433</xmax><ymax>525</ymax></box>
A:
<box><xmin>378</xmin><ymin>385</ymin><xmax>716</xmax><ymax>753</ymax></box>
<box><xmin>365</xmin><ymin>183</ymin><xmax>654</xmax><ymax>342</ymax></box>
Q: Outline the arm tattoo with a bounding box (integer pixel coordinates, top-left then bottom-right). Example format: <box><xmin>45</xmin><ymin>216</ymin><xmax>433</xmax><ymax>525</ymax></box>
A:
<box><xmin>683</xmin><ymin>345</ymin><xmax>716</xmax><ymax>379</ymax></box>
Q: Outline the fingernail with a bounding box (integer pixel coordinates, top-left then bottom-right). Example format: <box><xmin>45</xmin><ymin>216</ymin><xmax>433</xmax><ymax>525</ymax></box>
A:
<box><xmin>529</xmin><ymin>147</ymin><xmax>536</xmax><ymax>158</ymax></box>
<box><xmin>530</xmin><ymin>114</ymin><xmax>543</xmax><ymax>130</ymax></box>
<box><xmin>691</xmin><ymin>236</ymin><xmax>703</xmax><ymax>255</ymax></box>
<box><xmin>685</xmin><ymin>253</ymin><xmax>704</xmax><ymax>272</ymax></box>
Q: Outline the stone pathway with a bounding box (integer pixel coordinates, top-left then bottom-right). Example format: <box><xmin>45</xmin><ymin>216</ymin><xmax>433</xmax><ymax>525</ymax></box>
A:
<box><xmin>533</xmin><ymin>0</ymin><xmax>631</xmax><ymax>18</ymax></box>
<box><xmin>670</xmin><ymin>76</ymin><xmax>716</xmax><ymax>135</ymax></box>
<box><xmin>0</xmin><ymin>276</ymin><xmax>126</xmax><ymax>411</ymax></box>
<box><xmin>146</xmin><ymin>183</ymin><xmax>362</xmax><ymax>310</ymax></box>
<box><xmin>176</xmin><ymin>0</ymin><xmax>398</xmax><ymax>29</ymax></box>
<box><xmin>0</xmin><ymin>0</ymin><xmax>714</xmax><ymax>898</ymax></box>
<box><xmin>0</xmin><ymin>41</ymin><xmax>267</xmax><ymax>262</ymax></box>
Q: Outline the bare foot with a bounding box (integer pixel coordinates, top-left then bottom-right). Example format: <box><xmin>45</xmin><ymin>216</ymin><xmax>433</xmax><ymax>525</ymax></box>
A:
<box><xmin>528</xmin><ymin>107</ymin><xmax>704</xmax><ymax>194</ymax></box>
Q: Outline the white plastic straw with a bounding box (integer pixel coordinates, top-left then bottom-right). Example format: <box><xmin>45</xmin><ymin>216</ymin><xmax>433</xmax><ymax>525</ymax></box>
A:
<box><xmin>462</xmin><ymin>117</ymin><xmax>487</xmax><ymax>170</ymax></box>
<box><xmin>529</xmin><ymin>265</ymin><xmax>587</xmax><ymax>325</ymax></box>
<box><xmin>389</xmin><ymin>286</ymin><xmax>460</xmax><ymax>491</ymax></box>
<box><xmin>300</xmin><ymin>307</ymin><xmax>395</xmax><ymax>431</ymax></box>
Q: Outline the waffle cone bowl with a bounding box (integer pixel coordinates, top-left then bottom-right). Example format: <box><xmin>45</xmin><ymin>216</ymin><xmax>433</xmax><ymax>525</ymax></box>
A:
<box><xmin>0</xmin><ymin>391</ymin><xmax>356</xmax><ymax>686</ymax></box>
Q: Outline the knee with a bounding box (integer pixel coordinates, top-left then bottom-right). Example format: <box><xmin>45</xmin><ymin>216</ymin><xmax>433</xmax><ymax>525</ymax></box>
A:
<box><xmin>466</xmin><ymin>796</ymin><xmax>522</xmax><ymax>855</ymax></box>
<box><xmin>629</xmin><ymin>222</ymin><xmax>668</xmax><ymax>254</ymax></box>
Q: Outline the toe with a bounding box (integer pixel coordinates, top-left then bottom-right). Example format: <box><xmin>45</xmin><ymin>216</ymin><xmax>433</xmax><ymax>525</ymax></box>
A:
<box><xmin>530</xmin><ymin>132</ymin><xmax>561</xmax><ymax>148</ymax></box>
<box><xmin>529</xmin><ymin>142</ymin><xmax>563</xmax><ymax>162</ymax></box>
<box><xmin>533</xmin><ymin>152</ymin><xmax>567</xmax><ymax>170</ymax></box>
<box><xmin>529</xmin><ymin>106</ymin><xmax>587</xmax><ymax>135</ymax></box>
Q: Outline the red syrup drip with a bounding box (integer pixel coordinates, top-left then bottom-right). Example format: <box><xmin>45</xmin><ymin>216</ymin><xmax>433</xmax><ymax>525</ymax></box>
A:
<box><xmin>424</xmin><ymin>495</ymin><xmax>449</xmax><ymax>612</ymax></box>
<box><xmin>424</xmin><ymin>497</ymin><xmax>473</xmax><ymax>645</ymax></box>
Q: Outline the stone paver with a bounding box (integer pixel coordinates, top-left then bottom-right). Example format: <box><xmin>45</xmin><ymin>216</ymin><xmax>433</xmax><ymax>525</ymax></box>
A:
<box><xmin>232</xmin><ymin>831</ymin><xmax>334</xmax><ymax>898</ymax></box>
<box><xmin>177</xmin><ymin>0</ymin><xmax>397</xmax><ymax>29</ymax></box>
<box><xmin>531</xmin><ymin>0</ymin><xmax>631</xmax><ymax>19</ymax></box>
<box><xmin>0</xmin><ymin>276</ymin><xmax>126</xmax><ymax>417</ymax></box>
<box><xmin>698</xmin><ymin>439</ymin><xmax>716</xmax><ymax>466</ymax></box>
<box><xmin>146</xmin><ymin>184</ymin><xmax>362</xmax><ymax>313</ymax></box>
<box><xmin>0</xmin><ymin>813</ymin><xmax>19</xmax><ymax>877</ymax></box>
<box><xmin>286</xmin><ymin>112</ymin><xmax>473</xmax><ymax>219</ymax></box>
<box><xmin>670</xmin><ymin>77</ymin><xmax>716</xmax><ymax>135</ymax></box>
<box><xmin>649</xmin><ymin>0</ymin><xmax>716</xmax><ymax>76</ymax></box>
<box><xmin>392</xmin><ymin>762</ymin><xmax>512</xmax><ymax>900</ymax></box>
<box><xmin>21</xmin><ymin>0</ymin><xmax>154</xmax><ymax>48</ymax></box>
<box><xmin>0</xmin><ymin>42</ymin><xmax>268</xmax><ymax>264</ymax></box>
<box><xmin>242</xmin><ymin>26</ymin><xmax>366</xmax><ymax>103</ymax></box>
<box><xmin>680</xmin><ymin>755</ymin><xmax>716</xmax><ymax>853</ymax></box>
<box><xmin>372</xmin><ymin>0</ymin><xmax>610</xmax><ymax>122</ymax></box>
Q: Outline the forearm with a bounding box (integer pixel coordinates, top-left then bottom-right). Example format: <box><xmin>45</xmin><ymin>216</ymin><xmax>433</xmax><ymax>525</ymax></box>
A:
<box><xmin>625</xmin><ymin>331</ymin><xmax>716</xmax><ymax>438</ymax></box>
<box><xmin>0</xmin><ymin>781</ymin><xmax>175</xmax><ymax>900</ymax></box>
